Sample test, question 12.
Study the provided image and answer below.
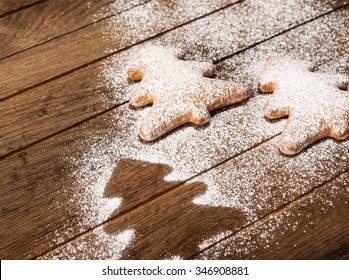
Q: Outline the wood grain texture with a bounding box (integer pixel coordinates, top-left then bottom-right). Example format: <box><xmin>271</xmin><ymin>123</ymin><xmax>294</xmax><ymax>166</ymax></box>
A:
<box><xmin>41</xmin><ymin>181</ymin><xmax>244</xmax><ymax>260</ymax></box>
<box><xmin>39</xmin><ymin>137</ymin><xmax>349</xmax><ymax>259</ymax></box>
<box><xmin>0</xmin><ymin>143</ymin><xmax>182</xmax><ymax>258</ymax></box>
<box><xmin>1</xmin><ymin>2</ymin><xmax>348</xmax><ymax>158</ymax></box>
<box><xmin>0</xmin><ymin>0</ymin><xmax>149</xmax><ymax>60</ymax></box>
<box><xmin>0</xmin><ymin>0</ymin><xmax>43</xmax><ymax>16</ymax></box>
<box><xmin>0</xmin><ymin>0</ymin><xmax>348</xmax><ymax>261</ymax></box>
<box><xmin>195</xmin><ymin>172</ymin><xmax>349</xmax><ymax>260</ymax></box>
<box><xmin>0</xmin><ymin>0</ymin><xmax>237</xmax><ymax>99</ymax></box>
<box><xmin>1</xmin><ymin>86</ymin><xmax>348</xmax><ymax>259</ymax></box>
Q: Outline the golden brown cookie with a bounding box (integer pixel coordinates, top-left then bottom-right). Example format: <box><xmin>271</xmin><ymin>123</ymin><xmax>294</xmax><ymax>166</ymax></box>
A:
<box><xmin>127</xmin><ymin>44</ymin><xmax>250</xmax><ymax>141</ymax></box>
<box><xmin>258</xmin><ymin>56</ymin><xmax>349</xmax><ymax>155</ymax></box>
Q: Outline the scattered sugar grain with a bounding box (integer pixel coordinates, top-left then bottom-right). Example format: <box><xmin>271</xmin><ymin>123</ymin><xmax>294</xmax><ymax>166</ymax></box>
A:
<box><xmin>42</xmin><ymin>228</ymin><xmax>135</xmax><ymax>260</ymax></box>
<box><xmin>63</xmin><ymin>0</ymin><xmax>349</xmax><ymax>258</ymax></box>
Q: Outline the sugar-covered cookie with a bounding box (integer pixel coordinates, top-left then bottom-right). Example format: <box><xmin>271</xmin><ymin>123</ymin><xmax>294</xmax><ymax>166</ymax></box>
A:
<box><xmin>127</xmin><ymin>44</ymin><xmax>250</xmax><ymax>141</ymax></box>
<box><xmin>258</xmin><ymin>56</ymin><xmax>349</xmax><ymax>155</ymax></box>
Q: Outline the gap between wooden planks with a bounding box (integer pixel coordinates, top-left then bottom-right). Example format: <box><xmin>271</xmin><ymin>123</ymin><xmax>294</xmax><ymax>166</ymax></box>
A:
<box><xmin>0</xmin><ymin>0</ymin><xmax>239</xmax><ymax>99</ymax></box>
<box><xmin>3</xmin><ymin>6</ymin><xmax>345</xmax><ymax>260</ymax></box>
<box><xmin>0</xmin><ymin>0</ymin><xmax>150</xmax><ymax>60</ymax></box>
<box><xmin>0</xmin><ymin>1</ymin><xmax>348</xmax><ymax>158</ymax></box>
<box><xmin>37</xmin><ymin>136</ymin><xmax>349</xmax><ymax>259</ymax></box>
<box><xmin>0</xmin><ymin>0</ymin><xmax>45</xmax><ymax>17</ymax></box>
<box><xmin>193</xmin><ymin>171</ymin><xmax>349</xmax><ymax>260</ymax></box>
<box><xmin>36</xmin><ymin>28</ymin><xmax>349</xmax><ymax>258</ymax></box>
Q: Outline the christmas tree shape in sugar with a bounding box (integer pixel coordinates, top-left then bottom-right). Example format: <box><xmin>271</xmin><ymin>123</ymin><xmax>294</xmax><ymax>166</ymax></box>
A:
<box><xmin>259</xmin><ymin>56</ymin><xmax>349</xmax><ymax>155</ymax></box>
<box><xmin>127</xmin><ymin>44</ymin><xmax>250</xmax><ymax>141</ymax></box>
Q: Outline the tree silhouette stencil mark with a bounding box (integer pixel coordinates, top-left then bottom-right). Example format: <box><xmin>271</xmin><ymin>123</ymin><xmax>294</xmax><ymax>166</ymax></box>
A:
<box><xmin>104</xmin><ymin>159</ymin><xmax>177</xmax><ymax>213</ymax></box>
<box><xmin>104</xmin><ymin>163</ymin><xmax>244</xmax><ymax>259</ymax></box>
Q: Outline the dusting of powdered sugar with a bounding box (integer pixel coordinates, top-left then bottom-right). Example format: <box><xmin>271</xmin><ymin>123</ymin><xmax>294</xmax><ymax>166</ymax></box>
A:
<box><xmin>165</xmin><ymin>255</ymin><xmax>184</xmax><ymax>260</ymax></box>
<box><xmin>98</xmin><ymin>4</ymin><xmax>349</xmax><ymax>105</ymax></box>
<box><xmin>197</xmin><ymin>175</ymin><xmax>348</xmax><ymax>259</ymax></box>
<box><xmin>193</xmin><ymin>137</ymin><xmax>349</xmax><ymax>222</ymax></box>
<box><xmin>69</xmin><ymin>1</ymin><xmax>348</xmax><ymax>232</ymax></box>
<box><xmin>91</xmin><ymin>0</ymin><xmax>149</xmax><ymax>23</ymax></box>
<box><xmin>70</xmin><ymin>142</ymin><xmax>122</xmax><ymax>224</ymax></box>
<box><xmin>59</xmin><ymin>0</ymin><xmax>349</xmax><ymax>259</ymax></box>
<box><xmin>153</xmin><ymin>0</ymin><xmax>339</xmax><ymax>62</ymax></box>
<box><xmin>258</xmin><ymin>56</ymin><xmax>349</xmax><ymax>155</ymax></box>
<box><xmin>198</xmin><ymin>230</ymin><xmax>233</xmax><ymax>251</ymax></box>
<box><xmin>100</xmin><ymin>0</ymin><xmax>236</xmax><ymax>54</ymax></box>
<box><xmin>127</xmin><ymin>43</ymin><xmax>249</xmax><ymax>141</ymax></box>
<box><xmin>68</xmin><ymin>93</ymin><xmax>284</xmax><ymax>212</ymax></box>
<box><xmin>42</xmin><ymin>228</ymin><xmax>135</xmax><ymax>260</ymax></box>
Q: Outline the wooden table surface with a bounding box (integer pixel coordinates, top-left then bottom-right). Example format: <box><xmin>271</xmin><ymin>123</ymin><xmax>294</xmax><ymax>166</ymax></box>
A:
<box><xmin>0</xmin><ymin>0</ymin><xmax>348</xmax><ymax>260</ymax></box>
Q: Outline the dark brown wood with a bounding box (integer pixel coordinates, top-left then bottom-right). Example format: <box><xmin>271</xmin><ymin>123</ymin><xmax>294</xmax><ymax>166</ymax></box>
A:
<box><xmin>0</xmin><ymin>0</ymin><xmax>237</xmax><ymax>99</ymax></box>
<box><xmin>194</xmin><ymin>172</ymin><xmax>349</xmax><ymax>260</ymax></box>
<box><xmin>0</xmin><ymin>0</ymin><xmax>43</xmax><ymax>16</ymax></box>
<box><xmin>41</xmin><ymin>181</ymin><xmax>244</xmax><ymax>259</ymax></box>
<box><xmin>0</xmin><ymin>0</ymin><xmax>149</xmax><ymax>60</ymax></box>
<box><xmin>1</xmin><ymin>103</ymin><xmax>348</xmax><ymax>259</ymax></box>
<box><xmin>38</xmin><ymin>138</ymin><xmax>349</xmax><ymax>259</ymax></box>
<box><xmin>0</xmin><ymin>0</ymin><xmax>348</xmax><ymax>261</ymax></box>
<box><xmin>1</xmin><ymin>3</ymin><xmax>348</xmax><ymax>158</ymax></box>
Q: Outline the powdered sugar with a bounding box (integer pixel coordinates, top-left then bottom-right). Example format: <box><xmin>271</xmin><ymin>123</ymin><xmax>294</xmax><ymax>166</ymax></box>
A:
<box><xmin>196</xmin><ymin>174</ymin><xmax>348</xmax><ymax>259</ymax></box>
<box><xmin>91</xmin><ymin>0</ymin><xmax>149</xmax><ymax>23</ymax></box>
<box><xmin>57</xmin><ymin>1</ymin><xmax>349</xmax><ymax>259</ymax></box>
<box><xmin>68</xmin><ymin>0</ymin><xmax>347</xmax><ymax>238</ymax></box>
<box><xmin>198</xmin><ymin>230</ymin><xmax>233</xmax><ymax>251</ymax></box>
<box><xmin>70</xmin><ymin>143</ymin><xmax>122</xmax><ymax>224</ymax></box>
<box><xmin>154</xmin><ymin>0</ymin><xmax>338</xmax><ymax>62</ymax></box>
<box><xmin>192</xmin><ymin>136</ymin><xmax>349</xmax><ymax>222</ymax></box>
<box><xmin>69</xmin><ymin>92</ymin><xmax>283</xmax><ymax>203</ymax></box>
<box><xmin>166</xmin><ymin>255</ymin><xmax>184</xmax><ymax>260</ymax></box>
<box><xmin>100</xmin><ymin>0</ymin><xmax>236</xmax><ymax>54</ymax></box>
<box><xmin>259</xmin><ymin>56</ymin><xmax>349</xmax><ymax>155</ymax></box>
<box><xmin>127</xmin><ymin>43</ymin><xmax>249</xmax><ymax>141</ymax></box>
<box><xmin>98</xmin><ymin>3</ymin><xmax>349</xmax><ymax>106</ymax></box>
<box><xmin>42</xmin><ymin>228</ymin><xmax>135</xmax><ymax>260</ymax></box>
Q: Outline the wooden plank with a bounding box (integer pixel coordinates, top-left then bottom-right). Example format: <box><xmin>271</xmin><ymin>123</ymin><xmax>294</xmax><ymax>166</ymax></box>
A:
<box><xmin>0</xmin><ymin>5</ymin><xmax>348</xmax><ymax>259</ymax></box>
<box><xmin>0</xmin><ymin>0</ymin><xmax>238</xmax><ymax>99</ymax></box>
<box><xmin>39</xmin><ymin>138</ymin><xmax>349</xmax><ymax>259</ymax></box>
<box><xmin>0</xmin><ymin>0</ymin><xmax>149</xmax><ymax>60</ymax></box>
<box><xmin>1</xmin><ymin>4</ymin><xmax>349</xmax><ymax>260</ymax></box>
<box><xmin>1</xmin><ymin>61</ymin><xmax>348</xmax><ymax>259</ymax></box>
<box><xmin>0</xmin><ymin>0</ymin><xmax>43</xmax><ymax>16</ymax></box>
<box><xmin>1</xmin><ymin>2</ymin><xmax>347</xmax><ymax>158</ymax></box>
<box><xmin>194</xmin><ymin>172</ymin><xmax>349</xmax><ymax>260</ymax></box>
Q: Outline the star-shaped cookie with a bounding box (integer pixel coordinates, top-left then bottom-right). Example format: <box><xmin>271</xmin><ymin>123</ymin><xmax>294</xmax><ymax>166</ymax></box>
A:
<box><xmin>258</xmin><ymin>56</ymin><xmax>349</xmax><ymax>155</ymax></box>
<box><xmin>127</xmin><ymin>44</ymin><xmax>250</xmax><ymax>141</ymax></box>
